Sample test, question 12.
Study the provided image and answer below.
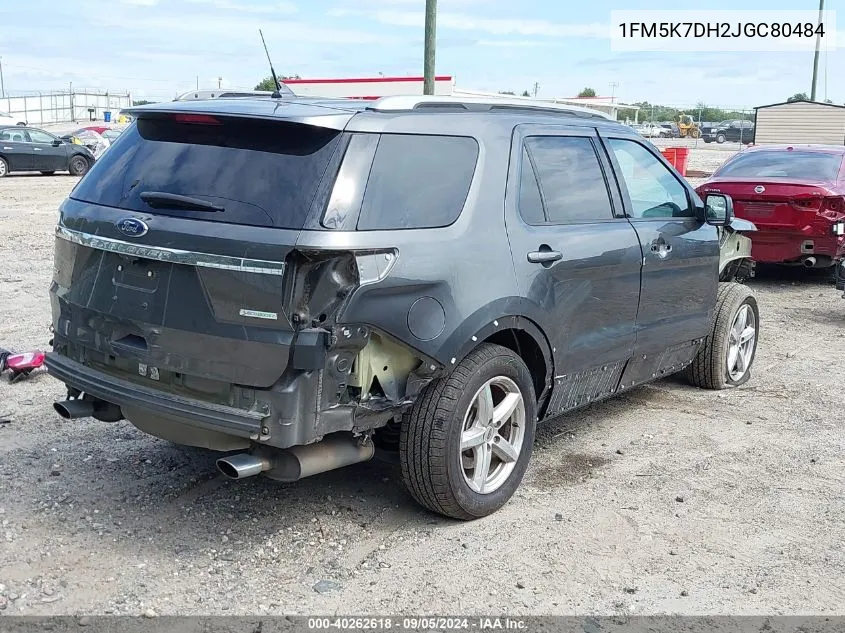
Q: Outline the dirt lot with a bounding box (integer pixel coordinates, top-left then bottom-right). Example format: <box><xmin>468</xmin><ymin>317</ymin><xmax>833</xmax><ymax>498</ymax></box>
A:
<box><xmin>1</xmin><ymin>169</ymin><xmax>844</xmax><ymax>617</ymax></box>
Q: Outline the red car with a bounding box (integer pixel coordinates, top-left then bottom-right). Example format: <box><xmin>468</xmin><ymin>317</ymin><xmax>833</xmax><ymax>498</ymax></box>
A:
<box><xmin>696</xmin><ymin>145</ymin><xmax>845</xmax><ymax>268</ymax></box>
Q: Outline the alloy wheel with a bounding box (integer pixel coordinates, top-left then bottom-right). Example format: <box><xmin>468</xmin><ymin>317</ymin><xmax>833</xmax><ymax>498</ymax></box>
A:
<box><xmin>727</xmin><ymin>304</ymin><xmax>756</xmax><ymax>381</ymax></box>
<box><xmin>460</xmin><ymin>376</ymin><xmax>526</xmax><ymax>494</ymax></box>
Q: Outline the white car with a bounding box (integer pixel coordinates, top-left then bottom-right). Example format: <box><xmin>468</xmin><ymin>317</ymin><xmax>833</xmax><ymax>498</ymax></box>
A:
<box><xmin>0</xmin><ymin>111</ymin><xmax>26</xmax><ymax>126</ymax></box>
<box><xmin>637</xmin><ymin>123</ymin><xmax>671</xmax><ymax>138</ymax></box>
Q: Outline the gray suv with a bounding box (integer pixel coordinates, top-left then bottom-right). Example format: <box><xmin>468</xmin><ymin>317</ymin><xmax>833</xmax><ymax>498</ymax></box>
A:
<box><xmin>45</xmin><ymin>95</ymin><xmax>759</xmax><ymax>520</ymax></box>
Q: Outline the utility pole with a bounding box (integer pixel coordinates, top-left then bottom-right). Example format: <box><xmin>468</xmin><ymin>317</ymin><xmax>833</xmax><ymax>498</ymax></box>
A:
<box><xmin>196</xmin><ymin>75</ymin><xmax>199</xmax><ymax>90</ymax></box>
<box><xmin>609</xmin><ymin>81</ymin><xmax>619</xmax><ymax>102</ymax></box>
<box><xmin>0</xmin><ymin>57</ymin><xmax>5</xmax><ymax>99</ymax></box>
<box><xmin>423</xmin><ymin>0</ymin><xmax>437</xmax><ymax>95</ymax></box>
<box><xmin>217</xmin><ymin>76</ymin><xmax>222</xmax><ymax>89</ymax></box>
<box><xmin>532</xmin><ymin>81</ymin><xmax>539</xmax><ymax>97</ymax></box>
<box><xmin>810</xmin><ymin>0</ymin><xmax>824</xmax><ymax>101</ymax></box>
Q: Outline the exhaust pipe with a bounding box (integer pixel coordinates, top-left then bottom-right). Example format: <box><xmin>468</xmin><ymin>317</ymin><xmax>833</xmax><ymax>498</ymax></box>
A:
<box><xmin>53</xmin><ymin>398</ymin><xmax>124</xmax><ymax>422</ymax></box>
<box><xmin>53</xmin><ymin>399</ymin><xmax>95</xmax><ymax>419</ymax></box>
<box><xmin>217</xmin><ymin>434</ymin><xmax>375</xmax><ymax>482</ymax></box>
<box><xmin>804</xmin><ymin>256</ymin><xmax>817</xmax><ymax>268</ymax></box>
<box><xmin>216</xmin><ymin>453</ymin><xmax>270</xmax><ymax>479</ymax></box>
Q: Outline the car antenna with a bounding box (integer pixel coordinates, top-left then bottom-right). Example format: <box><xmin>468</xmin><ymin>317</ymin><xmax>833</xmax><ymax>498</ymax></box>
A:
<box><xmin>259</xmin><ymin>29</ymin><xmax>283</xmax><ymax>99</ymax></box>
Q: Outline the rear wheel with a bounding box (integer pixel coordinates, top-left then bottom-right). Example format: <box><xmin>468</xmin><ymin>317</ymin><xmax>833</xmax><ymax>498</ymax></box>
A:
<box><xmin>0</xmin><ymin>157</ymin><xmax>8</xmax><ymax>177</ymax></box>
<box><xmin>400</xmin><ymin>343</ymin><xmax>537</xmax><ymax>520</ymax></box>
<box><xmin>716</xmin><ymin>133</ymin><xmax>726</xmax><ymax>144</ymax></box>
<box><xmin>686</xmin><ymin>282</ymin><xmax>759</xmax><ymax>390</ymax></box>
<box><xmin>68</xmin><ymin>155</ymin><xmax>90</xmax><ymax>176</ymax></box>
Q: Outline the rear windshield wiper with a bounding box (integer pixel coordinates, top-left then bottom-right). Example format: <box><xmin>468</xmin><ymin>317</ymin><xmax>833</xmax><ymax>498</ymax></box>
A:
<box><xmin>139</xmin><ymin>191</ymin><xmax>224</xmax><ymax>212</ymax></box>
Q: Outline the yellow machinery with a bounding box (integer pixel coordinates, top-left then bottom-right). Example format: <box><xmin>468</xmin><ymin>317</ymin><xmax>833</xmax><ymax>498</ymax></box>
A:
<box><xmin>677</xmin><ymin>113</ymin><xmax>701</xmax><ymax>138</ymax></box>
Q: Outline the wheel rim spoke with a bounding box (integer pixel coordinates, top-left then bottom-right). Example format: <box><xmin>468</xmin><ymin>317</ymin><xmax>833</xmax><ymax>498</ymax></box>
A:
<box><xmin>461</xmin><ymin>426</ymin><xmax>487</xmax><ymax>451</ymax></box>
<box><xmin>739</xmin><ymin>325</ymin><xmax>755</xmax><ymax>344</ymax></box>
<box><xmin>471</xmin><ymin>443</ymin><xmax>492</xmax><ymax>493</ymax></box>
<box><xmin>727</xmin><ymin>345</ymin><xmax>740</xmax><ymax>372</ymax></box>
<box><xmin>491</xmin><ymin>392</ymin><xmax>521</xmax><ymax>429</ymax></box>
<box><xmin>491</xmin><ymin>436</ymin><xmax>520</xmax><ymax>463</ymax></box>
<box><xmin>476</xmin><ymin>384</ymin><xmax>495</xmax><ymax>426</ymax></box>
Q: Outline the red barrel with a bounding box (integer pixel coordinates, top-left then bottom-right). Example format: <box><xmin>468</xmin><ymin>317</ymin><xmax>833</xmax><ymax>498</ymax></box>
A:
<box><xmin>660</xmin><ymin>147</ymin><xmax>677</xmax><ymax>169</ymax></box>
<box><xmin>673</xmin><ymin>147</ymin><xmax>690</xmax><ymax>176</ymax></box>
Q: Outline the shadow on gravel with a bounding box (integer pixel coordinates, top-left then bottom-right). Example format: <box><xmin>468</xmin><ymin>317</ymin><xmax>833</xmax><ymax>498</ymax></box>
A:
<box><xmin>748</xmin><ymin>263</ymin><xmax>835</xmax><ymax>288</ymax></box>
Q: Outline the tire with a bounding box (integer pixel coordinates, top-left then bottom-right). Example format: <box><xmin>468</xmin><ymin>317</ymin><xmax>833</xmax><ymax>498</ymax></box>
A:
<box><xmin>686</xmin><ymin>282</ymin><xmax>759</xmax><ymax>390</ymax></box>
<box><xmin>400</xmin><ymin>343</ymin><xmax>537</xmax><ymax>520</ymax></box>
<box><xmin>0</xmin><ymin>157</ymin><xmax>8</xmax><ymax>177</ymax></box>
<box><xmin>68</xmin><ymin>155</ymin><xmax>90</xmax><ymax>176</ymax></box>
<box><xmin>716</xmin><ymin>134</ymin><xmax>726</xmax><ymax>144</ymax></box>
<box><xmin>40</xmin><ymin>171</ymin><xmax>55</xmax><ymax>176</ymax></box>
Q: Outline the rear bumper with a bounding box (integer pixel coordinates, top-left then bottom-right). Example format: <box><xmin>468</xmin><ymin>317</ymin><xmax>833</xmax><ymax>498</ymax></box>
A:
<box><xmin>749</xmin><ymin>231</ymin><xmax>843</xmax><ymax>264</ymax></box>
<box><xmin>45</xmin><ymin>353</ymin><xmax>266</xmax><ymax>438</ymax></box>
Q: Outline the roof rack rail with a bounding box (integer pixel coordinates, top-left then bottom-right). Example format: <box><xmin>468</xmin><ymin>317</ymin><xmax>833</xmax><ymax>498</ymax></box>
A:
<box><xmin>366</xmin><ymin>95</ymin><xmax>614</xmax><ymax>120</ymax></box>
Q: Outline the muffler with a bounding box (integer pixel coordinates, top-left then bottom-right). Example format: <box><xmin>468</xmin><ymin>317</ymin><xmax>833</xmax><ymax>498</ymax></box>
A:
<box><xmin>803</xmin><ymin>256</ymin><xmax>817</xmax><ymax>268</ymax></box>
<box><xmin>217</xmin><ymin>434</ymin><xmax>375</xmax><ymax>482</ymax></box>
<box><xmin>53</xmin><ymin>397</ymin><xmax>124</xmax><ymax>422</ymax></box>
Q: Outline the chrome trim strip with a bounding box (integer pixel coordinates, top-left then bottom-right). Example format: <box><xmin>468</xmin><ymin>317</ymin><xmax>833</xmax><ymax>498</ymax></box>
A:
<box><xmin>55</xmin><ymin>225</ymin><xmax>287</xmax><ymax>276</ymax></box>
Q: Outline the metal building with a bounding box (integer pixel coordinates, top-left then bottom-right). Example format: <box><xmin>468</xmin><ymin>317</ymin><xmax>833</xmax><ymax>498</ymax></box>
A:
<box><xmin>753</xmin><ymin>100</ymin><xmax>845</xmax><ymax>145</ymax></box>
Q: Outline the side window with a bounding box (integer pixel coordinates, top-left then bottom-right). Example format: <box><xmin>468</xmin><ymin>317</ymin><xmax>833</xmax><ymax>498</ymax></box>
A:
<box><xmin>357</xmin><ymin>134</ymin><xmax>478</xmax><ymax>230</ymax></box>
<box><xmin>524</xmin><ymin>136</ymin><xmax>614</xmax><ymax>223</ymax></box>
<box><xmin>607</xmin><ymin>138</ymin><xmax>691</xmax><ymax>219</ymax></box>
<box><xmin>27</xmin><ymin>129</ymin><xmax>55</xmax><ymax>144</ymax></box>
<box><xmin>517</xmin><ymin>147</ymin><xmax>545</xmax><ymax>224</ymax></box>
<box><xmin>2</xmin><ymin>129</ymin><xmax>28</xmax><ymax>143</ymax></box>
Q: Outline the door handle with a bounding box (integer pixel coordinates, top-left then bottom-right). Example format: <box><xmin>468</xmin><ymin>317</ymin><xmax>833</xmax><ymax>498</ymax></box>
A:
<box><xmin>33</xmin><ymin>147</ymin><xmax>43</xmax><ymax>151</ymax></box>
<box><xmin>2</xmin><ymin>146</ymin><xmax>12</xmax><ymax>150</ymax></box>
<box><xmin>527</xmin><ymin>250</ymin><xmax>563</xmax><ymax>264</ymax></box>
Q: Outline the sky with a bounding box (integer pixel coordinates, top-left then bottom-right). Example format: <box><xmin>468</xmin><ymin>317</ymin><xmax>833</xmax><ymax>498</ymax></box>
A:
<box><xmin>0</xmin><ymin>0</ymin><xmax>843</xmax><ymax>109</ymax></box>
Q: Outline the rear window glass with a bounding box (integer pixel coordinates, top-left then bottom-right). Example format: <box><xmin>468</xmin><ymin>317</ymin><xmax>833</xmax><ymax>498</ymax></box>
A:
<box><xmin>70</xmin><ymin>116</ymin><xmax>342</xmax><ymax>229</ymax></box>
<box><xmin>357</xmin><ymin>134</ymin><xmax>478</xmax><ymax>230</ymax></box>
<box><xmin>716</xmin><ymin>151</ymin><xmax>843</xmax><ymax>180</ymax></box>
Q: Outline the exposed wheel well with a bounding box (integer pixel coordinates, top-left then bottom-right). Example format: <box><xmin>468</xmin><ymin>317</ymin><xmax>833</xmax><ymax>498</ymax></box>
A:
<box><xmin>483</xmin><ymin>328</ymin><xmax>548</xmax><ymax>407</ymax></box>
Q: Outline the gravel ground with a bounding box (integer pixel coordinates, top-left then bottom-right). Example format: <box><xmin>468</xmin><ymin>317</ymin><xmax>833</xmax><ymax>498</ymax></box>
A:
<box><xmin>1</xmin><ymin>169</ymin><xmax>844</xmax><ymax>617</ymax></box>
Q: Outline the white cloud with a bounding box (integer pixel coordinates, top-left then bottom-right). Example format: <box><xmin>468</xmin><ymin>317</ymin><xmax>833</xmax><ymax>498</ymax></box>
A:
<box><xmin>120</xmin><ymin>0</ymin><xmax>158</xmax><ymax>5</ymax></box>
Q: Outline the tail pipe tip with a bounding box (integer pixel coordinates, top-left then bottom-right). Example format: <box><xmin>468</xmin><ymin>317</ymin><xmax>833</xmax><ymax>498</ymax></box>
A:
<box><xmin>216</xmin><ymin>453</ymin><xmax>270</xmax><ymax>479</ymax></box>
<box><xmin>803</xmin><ymin>256</ymin><xmax>817</xmax><ymax>268</ymax></box>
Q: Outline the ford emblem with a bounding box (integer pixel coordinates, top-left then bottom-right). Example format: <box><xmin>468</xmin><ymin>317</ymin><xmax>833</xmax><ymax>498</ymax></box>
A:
<box><xmin>116</xmin><ymin>217</ymin><xmax>149</xmax><ymax>238</ymax></box>
<box><xmin>754</xmin><ymin>185</ymin><xmax>765</xmax><ymax>194</ymax></box>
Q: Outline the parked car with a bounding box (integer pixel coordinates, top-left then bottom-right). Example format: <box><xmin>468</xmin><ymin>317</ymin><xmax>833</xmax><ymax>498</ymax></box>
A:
<box><xmin>637</xmin><ymin>122</ymin><xmax>672</xmax><ymax>138</ymax></box>
<box><xmin>67</xmin><ymin>125</ymin><xmax>125</xmax><ymax>143</ymax></box>
<box><xmin>60</xmin><ymin>129</ymin><xmax>111</xmax><ymax>159</ymax></box>
<box><xmin>703</xmin><ymin>120</ymin><xmax>754</xmax><ymax>144</ymax></box>
<box><xmin>0</xmin><ymin>110</ymin><xmax>26</xmax><ymax>126</ymax></box>
<box><xmin>659</xmin><ymin>122</ymin><xmax>680</xmax><ymax>138</ymax></box>
<box><xmin>697</xmin><ymin>144</ymin><xmax>845</xmax><ymax>267</ymax></box>
<box><xmin>45</xmin><ymin>95</ymin><xmax>758</xmax><ymax>520</ymax></box>
<box><xmin>0</xmin><ymin>126</ymin><xmax>94</xmax><ymax>177</ymax></box>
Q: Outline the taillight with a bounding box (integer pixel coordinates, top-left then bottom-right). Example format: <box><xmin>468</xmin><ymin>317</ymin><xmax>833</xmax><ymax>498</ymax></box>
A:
<box><xmin>821</xmin><ymin>196</ymin><xmax>845</xmax><ymax>214</ymax></box>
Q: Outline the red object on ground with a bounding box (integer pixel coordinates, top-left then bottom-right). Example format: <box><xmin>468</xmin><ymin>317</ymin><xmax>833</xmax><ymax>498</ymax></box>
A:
<box><xmin>79</xmin><ymin>126</ymin><xmax>110</xmax><ymax>135</ymax></box>
<box><xmin>1</xmin><ymin>350</ymin><xmax>45</xmax><ymax>382</ymax></box>
<box><xmin>660</xmin><ymin>147</ymin><xmax>689</xmax><ymax>176</ymax></box>
<box><xmin>696</xmin><ymin>145</ymin><xmax>845</xmax><ymax>265</ymax></box>
<box><xmin>673</xmin><ymin>147</ymin><xmax>690</xmax><ymax>176</ymax></box>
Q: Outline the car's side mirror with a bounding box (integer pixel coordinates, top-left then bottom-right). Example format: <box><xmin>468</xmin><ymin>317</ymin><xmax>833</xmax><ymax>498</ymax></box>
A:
<box><xmin>705</xmin><ymin>193</ymin><xmax>733</xmax><ymax>226</ymax></box>
<box><xmin>51</xmin><ymin>139</ymin><xmax>62</xmax><ymax>146</ymax></box>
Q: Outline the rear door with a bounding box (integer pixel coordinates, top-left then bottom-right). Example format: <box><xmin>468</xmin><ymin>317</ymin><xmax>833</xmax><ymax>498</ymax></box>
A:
<box><xmin>600</xmin><ymin>134</ymin><xmax>718</xmax><ymax>387</ymax></box>
<box><xmin>26</xmin><ymin>128</ymin><xmax>67</xmax><ymax>171</ymax></box>
<box><xmin>505</xmin><ymin>124</ymin><xmax>643</xmax><ymax>416</ymax></box>
<box><xmin>53</xmin><ymin>112</ymin><xmax>348</xmax><ymax>391</ymax></box>
<box><xmin>0</xmin><ymin>128</ymin><xmax>33</xmax><ymax>170</ymax></box>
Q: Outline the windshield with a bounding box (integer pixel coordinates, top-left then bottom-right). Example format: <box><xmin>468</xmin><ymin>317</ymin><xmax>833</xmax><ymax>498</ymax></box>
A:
<box><xmin>715</xmin><ymin>151</ymin><xmax>844</xmax><ymax>181</ymax></box>
<box><xmin>70</xmin><ymin>116</ymin><xmax>342</xmax><ymax>229</ymax></box>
